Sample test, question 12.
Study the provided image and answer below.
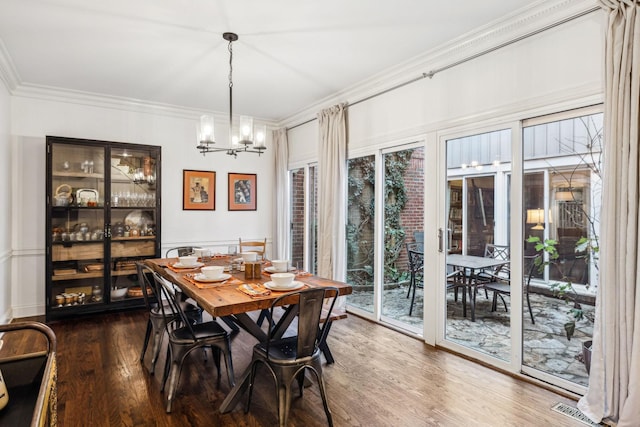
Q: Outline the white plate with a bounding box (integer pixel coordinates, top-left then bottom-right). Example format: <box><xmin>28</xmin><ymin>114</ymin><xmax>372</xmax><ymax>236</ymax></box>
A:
<box><xmin>265</xmin><ymin>266</ymin><xmax>296</xmax><ymax>273</ymax></box>
<box><xmin>172</xmin><ymin>261</ymin><xmax>204</xmax><ymax>269</ymax></box>
<box><xmin>193</xmin><ymin>273</ymin><xmax>231</xmax><ymax>283</ymax></box>
<box><xmin>264</xmin><ymin>281</ymin><xmax>305</xmax><ymax>291</ymax></box>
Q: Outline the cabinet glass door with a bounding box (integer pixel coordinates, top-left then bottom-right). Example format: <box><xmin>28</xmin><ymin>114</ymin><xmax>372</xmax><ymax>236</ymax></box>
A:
<box><xmin>109</xmin><ymin>147</ymin><xmax>158</xmax><ymax>301</ymax></box>
<box><xmin>49</xmin><ymin>142</ymin><xmax>106</xmax><ymax>310</ymax></box>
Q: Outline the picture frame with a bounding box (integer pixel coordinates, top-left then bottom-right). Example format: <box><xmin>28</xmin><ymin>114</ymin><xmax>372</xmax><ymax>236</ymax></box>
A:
<box><xmin>228</xmin><ymin>173</ymin><xmax>257</xmax><ymax>211</ymax></box>
<box><xmin>183</xmin><ymin>170</ymin><xmax>215</xmax><ymax>210</ymax></box>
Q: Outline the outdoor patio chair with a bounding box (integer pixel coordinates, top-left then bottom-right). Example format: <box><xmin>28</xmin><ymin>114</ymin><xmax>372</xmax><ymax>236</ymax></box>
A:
<box><xmin>483</xmin><ymin>255</ymin><xmax>537</xmax><ymax>323</ymax></box>
<box><xmin>407</xmin><ymin>249</ymin><xmax>424</xmax><ymax>316</ymax></box>
<box><xmin>477</xmin><ymin>243</ymin><xmax>510</xmax><ymax>282</ymax></box>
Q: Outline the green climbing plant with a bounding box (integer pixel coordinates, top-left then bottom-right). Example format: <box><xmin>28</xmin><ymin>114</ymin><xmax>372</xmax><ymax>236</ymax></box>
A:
<box><xmin>346</xmin><ymin>150</ymin><xmax>412</xmax><ymax>285</ymax></box>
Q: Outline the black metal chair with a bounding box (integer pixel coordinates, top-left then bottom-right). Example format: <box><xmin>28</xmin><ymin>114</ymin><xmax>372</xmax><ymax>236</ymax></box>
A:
<box><xmin>152</xmin><ymin>272</ymin><xmax>235</xmax><ymax>413</ymax></box>
<box><xmin>407</xmin><ymin>249</ymin><xmax>424</xmax><ymax>316</ymax></box>
<box><xmin>482</xmin><ymin>255</ymin><xmax>537</xmax><ymax>323</ymax></box>
<box><xmin>165</xmin><ymin>246</ymin><xmax>198</xmax><ymax>258</ymax></box>
<box><xmin>245</xmin><ymin>286</ymin><xmax>338</xmax><ymax>427</ymax></box>
<box><xmin>135</xmin><ymin>262</ymin><xmax>203</xmax><ymax>375</ymax></box>
<box><xmin>477</xmin><ymin>243</ymin><xmax>510</xmax><ymax>282</ymax></box>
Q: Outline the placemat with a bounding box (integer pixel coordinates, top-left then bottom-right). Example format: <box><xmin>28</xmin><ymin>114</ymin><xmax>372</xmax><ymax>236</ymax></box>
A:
<box><xmin>166</xmin><ymin>264</ymin><xmax>202</xmax><ymax>273</ymax></box>
<box><xmin>237</xmin><ymin>283</ymin><xmax>271</xmax><ymax>297</ymax></box>
<box><xmin>183</xmin><ymin>274</ymin><xmax>242</xmax><ymax>289</ymax></box>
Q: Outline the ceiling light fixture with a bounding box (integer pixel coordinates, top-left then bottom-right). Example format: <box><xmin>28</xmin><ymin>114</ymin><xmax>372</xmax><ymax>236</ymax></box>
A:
<box><xmin>197</xmin><ymin>32</ymin><xmax>266</xmax><ymax>157</ymax></box>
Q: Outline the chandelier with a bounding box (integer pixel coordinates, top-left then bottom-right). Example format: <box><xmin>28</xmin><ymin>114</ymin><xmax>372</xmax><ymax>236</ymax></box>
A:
<box><xmin>197</xmin><ymin>32</ymin><xmax>266</xmax><ymax>157</ymax></box>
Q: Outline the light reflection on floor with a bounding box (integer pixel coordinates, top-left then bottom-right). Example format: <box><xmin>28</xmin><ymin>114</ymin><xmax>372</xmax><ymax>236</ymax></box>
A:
<box><xmin>347</xmin><ymin>285</ymin><xmax>593</xmax><ymax>387</ymax></box>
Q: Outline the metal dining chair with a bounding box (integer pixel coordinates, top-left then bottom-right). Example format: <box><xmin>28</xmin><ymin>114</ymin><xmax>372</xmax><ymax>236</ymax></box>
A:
<box><xmin>245</xmin><ymin>286</ymin><xmax>338</xmax><ymax>427</ymax></box>
<box><xmin>152</xmin><ymin>271</ymin><xmax>235</xmax><ymax>413</ymax></box>
<box><xmin>165</xmin><ymin>246</ymin><xmax>198</xmax><ymax>258</ymax></box>
<box><xmin>135</xmin><ymin>262</ymin><xmax>203</xmax><ymax>375</ymax></box>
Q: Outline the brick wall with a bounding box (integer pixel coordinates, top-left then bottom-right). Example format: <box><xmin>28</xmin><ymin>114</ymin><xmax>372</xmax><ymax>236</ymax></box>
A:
<box><xmin>290</xmin><ymin>169</ymin><xmax>305</xmax><ymax>266</ymax></box>
<box><xmin>397</xmin><ymin>149</ymin><xmax>425</xmax><ymax>271</ymax></box>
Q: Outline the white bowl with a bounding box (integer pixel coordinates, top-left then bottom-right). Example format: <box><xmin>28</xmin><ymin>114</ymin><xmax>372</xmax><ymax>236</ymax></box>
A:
<box><xmin>201</xmin><ymin>265</ymin><xmax>224</xmax><ymax>280</ymax></box>
<box><xmin>111</xmin><ymin>287</ymin><xmax>128</xmax><ymax>300</ymax></box>
<box><xmin>271</xmin><ymin>260</ymin><xmax>289</xmax><ymax>272</ymax></box>
<box><xmin>178</xmin><ymin>255</ymin><xmax>198</xmax><ymax>266</ymax></box>
<box><xmin>241</xmin><ymin>252</ymin><xmax>258</xmax><ymax>262</ymax></box>
<box><xmin>270</xmin><ymin>272</ymin><xmax>295</xmax><ymax>288</ymax></box>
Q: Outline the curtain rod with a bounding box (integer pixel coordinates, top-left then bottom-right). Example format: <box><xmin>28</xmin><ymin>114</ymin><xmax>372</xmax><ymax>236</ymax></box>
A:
<box><xmin>286</xmin><ymin>6</ymin><xmax>600</xmax><ymax>132</ymax></box>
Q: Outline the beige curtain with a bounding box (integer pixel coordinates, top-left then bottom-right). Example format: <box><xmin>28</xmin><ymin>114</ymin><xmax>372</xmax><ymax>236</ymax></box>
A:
<box><xmin>317</xmin><ymin>103</ymin><xmax>347</xmax><ymax>281</ymax></box>
<box><xmin>578</xmin><ymin>1</ymin><xmax>640</xmax><ymax>425</ymax></box>
<box><xmin>273</xmin><ymin>128</ymin><xmax>289</xmax><ymax>260</ymax></box>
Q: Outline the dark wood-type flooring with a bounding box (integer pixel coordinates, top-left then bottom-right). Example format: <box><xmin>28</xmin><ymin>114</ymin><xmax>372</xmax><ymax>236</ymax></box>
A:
<box><xmin>5</xmin><ymin>310</ymin><xmax>587</xmax><ymax>426</ymax></box>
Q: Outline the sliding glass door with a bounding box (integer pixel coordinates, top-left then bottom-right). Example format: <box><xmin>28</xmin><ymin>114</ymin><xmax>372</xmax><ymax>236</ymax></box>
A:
<box><xmin>444</xmin><ymin>129</ymin><xmax>512</xmax><ymax>361</ymax></box>
<box><xmin>521</xmin><ymin>109</ymin><xmax>601</xmax><ymax>389</ymax></box>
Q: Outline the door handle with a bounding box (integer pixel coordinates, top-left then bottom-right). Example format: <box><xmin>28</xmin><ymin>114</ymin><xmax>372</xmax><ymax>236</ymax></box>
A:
<box><xmin>438</xmin><ymin>228</ymin><xmax>444</xmax><ymax>252</ymax></box>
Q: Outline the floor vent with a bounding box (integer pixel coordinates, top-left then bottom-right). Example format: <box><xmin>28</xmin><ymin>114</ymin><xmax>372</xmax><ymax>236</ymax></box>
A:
<box><xmin>551</xmin><ymin>402</ymin><xmax>601</xmax><ymax>426</ymax></box>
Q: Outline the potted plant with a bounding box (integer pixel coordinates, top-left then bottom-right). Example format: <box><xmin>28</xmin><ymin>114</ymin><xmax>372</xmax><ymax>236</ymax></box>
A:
<box><xmin>526</xmin><ymin>235</ymin><xmax>596</xmax><ymax>372</ymax></box>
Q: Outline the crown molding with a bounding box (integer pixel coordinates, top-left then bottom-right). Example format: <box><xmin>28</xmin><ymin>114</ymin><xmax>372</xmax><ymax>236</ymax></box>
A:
<box><xmin>280</xmin><ymin>0</ymin><xmax>601</xmax><ymax>129</ymax></box>
<box><xmin>0</xmin><ymin>38</ymin><xmax>20</xmax><ymax>91</ymax></box>
<box><xmin>10</xmin><ymin>82</ymin><xmax>278</xmax><ymax>128</ymax></box>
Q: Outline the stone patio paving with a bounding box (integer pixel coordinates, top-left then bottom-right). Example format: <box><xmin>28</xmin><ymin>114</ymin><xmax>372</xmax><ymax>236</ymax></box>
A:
<box><xmin>348</xmin><ymin>284</ymin><xmax>594</xmax><ymax>387</ymax></box>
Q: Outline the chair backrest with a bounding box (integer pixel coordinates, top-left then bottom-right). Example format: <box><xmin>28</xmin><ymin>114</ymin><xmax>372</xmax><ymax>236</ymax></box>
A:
<box><xmin>485</xmin><ymin>243</ymin><xmax>510</xmax><ymax>278</ymax></box>
<box><xmin>152</xmin><ymin>272</ymin><xmax>197</xmax><ymax>339</ymax></box>
<box><xmin>165</xmin><ymin>246</ymin><xmax>197</xmax><ymax>258</ymax></box>
<box><xmin>484</xmin><ymin>243</ymin><xmax>509</xmax><ymax>260</ymax></box>
<box><xmin>413</xmin><ymin>231</ymin><xmax>424</xmax><ymax>252</ymax></box>
<box><xmin>267</xmin><ymin>287</ymin><xmax>338</xmax><ymax>360</ymax></box>
<box><xmin>238</xmin><ymin>238</ymin><xmax>266</xmax><ymax>260</ymax></box>
<box><xmin>407</xmin><ymin>249</ymin><xmax>424</xmax><ymax>272</ymax></box>
<box><xmin>135</xmin><ymin>261</ymin><xmax>158</xmax><ymax>310</ymax></box>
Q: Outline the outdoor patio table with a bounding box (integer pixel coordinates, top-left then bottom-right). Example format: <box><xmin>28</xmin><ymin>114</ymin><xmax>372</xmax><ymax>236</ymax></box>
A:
<box><xmin>447</xmin><ymin>254</ymin><xmax>510</xmax><ymax>322</ymax></box>
<box><xmin>144</xmin><ymin>257</ymin><xmax>352</xmax><ymax>413</ymax></box>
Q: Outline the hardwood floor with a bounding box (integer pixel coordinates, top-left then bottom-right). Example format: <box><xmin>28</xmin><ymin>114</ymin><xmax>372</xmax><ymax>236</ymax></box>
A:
<box><xmin>6</xmin><ymin>310</ymin><xmax>587</xmax><ymax>426</ymax></box>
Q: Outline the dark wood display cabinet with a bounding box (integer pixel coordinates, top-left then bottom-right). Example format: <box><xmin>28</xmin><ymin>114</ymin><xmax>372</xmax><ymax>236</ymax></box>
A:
<box><xmin>45</xmin><ymin>136</ymin><xmax>161</xmax><ymax>320</ymax></box>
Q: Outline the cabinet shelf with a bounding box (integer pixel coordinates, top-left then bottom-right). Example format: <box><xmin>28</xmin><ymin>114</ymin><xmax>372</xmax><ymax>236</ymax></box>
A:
<box><xmin>46</xmin><ymin>136</ymin><xmax>161</xmax><ymax>321</ymax></box>
<box><xmin>52</xmin><ymin>171</ymin><xmax>104</xmax><ymax>179</ymax></box>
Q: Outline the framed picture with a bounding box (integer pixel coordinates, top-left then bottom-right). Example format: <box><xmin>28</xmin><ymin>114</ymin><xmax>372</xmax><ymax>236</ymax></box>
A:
<box><xmin>228</xmin><ymin>173</ymin><xmax>256</xmax><ymax>211</ymax></box>
<box><xmin>183</xmin><ymin>170</ymin><xmax>215</xmax><ymax>210</ymax></box>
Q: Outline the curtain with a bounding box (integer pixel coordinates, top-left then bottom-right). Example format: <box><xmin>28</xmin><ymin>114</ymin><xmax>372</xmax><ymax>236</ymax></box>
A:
<box><xmin>578</xmin><ymin>1</ymin><xmax>640</xmax><ymax>425</ymax></box>
<box><xmin>273</xmin><ymin>128</ymin><xmax>289</xmax><ymax>260</ymax></box>
<box><xmin>317</xmin><ymin>103</ymin><xmax>347</xmax><ymax>281</ymax></box>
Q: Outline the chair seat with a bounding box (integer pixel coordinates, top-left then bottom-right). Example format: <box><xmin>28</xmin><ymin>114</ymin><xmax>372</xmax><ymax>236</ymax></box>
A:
<box><xmin>171</xmin><ymin>321</ymin><xmax>227</xmax><ymax>343</ymax></box>
<box><xmin>483</xmin><ymin>281</ymin><xmax>510</xmax><ymax>294</ymax></box>
<box><xmin>254</xmin><ymin>337</ymin><xmax>320</xmax><ymax>363</ymax></box>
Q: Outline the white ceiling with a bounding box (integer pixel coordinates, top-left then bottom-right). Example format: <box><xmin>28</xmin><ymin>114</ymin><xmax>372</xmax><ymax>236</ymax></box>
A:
<box><xmin>0</xmin><ymin>0</ymin><xmax>539</xmax><ymax>122</ymax></box>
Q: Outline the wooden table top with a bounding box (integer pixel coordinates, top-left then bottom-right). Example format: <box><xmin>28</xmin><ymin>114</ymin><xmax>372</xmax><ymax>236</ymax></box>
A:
<box><xmin>144</xmin><ymin>257</ymin><xmax>353</xmax><ymax>317</ymax></box>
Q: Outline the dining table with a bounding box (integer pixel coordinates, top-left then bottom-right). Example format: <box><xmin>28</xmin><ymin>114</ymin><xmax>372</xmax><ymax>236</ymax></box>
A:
<box><xmin>144</xmin><ymin>256</ymin><xmax>352</xmax><ymax>413</ymax></box>
<box><xmin>447</xmin><ymin>253</ymin><xmax>510</xmax><ymax>322</ymax></box>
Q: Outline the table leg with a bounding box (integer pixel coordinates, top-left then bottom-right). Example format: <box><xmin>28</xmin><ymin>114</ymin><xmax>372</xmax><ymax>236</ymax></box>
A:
<box><xmin>219</xmin><ymin>308</ymin><xmax>301</xmax><ymax>413</ymax></box>
<box><xmin>219</xmin><ymin>364</ymin><xmax>252</xmax><ymax>413</ymax></box>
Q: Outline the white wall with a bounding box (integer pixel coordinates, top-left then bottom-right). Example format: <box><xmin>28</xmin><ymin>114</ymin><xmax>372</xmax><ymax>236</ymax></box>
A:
<box><xmin>0</xmin><ymin>77</ymin><xmax>10</xmax><ymax>323</ymax></box>
<box><xmin>10</xmin><ymin>97</ymin><xmax>276</xmax><ymax>318</ymax></box>
<box><xmin>289</xmin><ymin>13</ymin><xmax>603</xmax><ymax>161</ymax></box>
